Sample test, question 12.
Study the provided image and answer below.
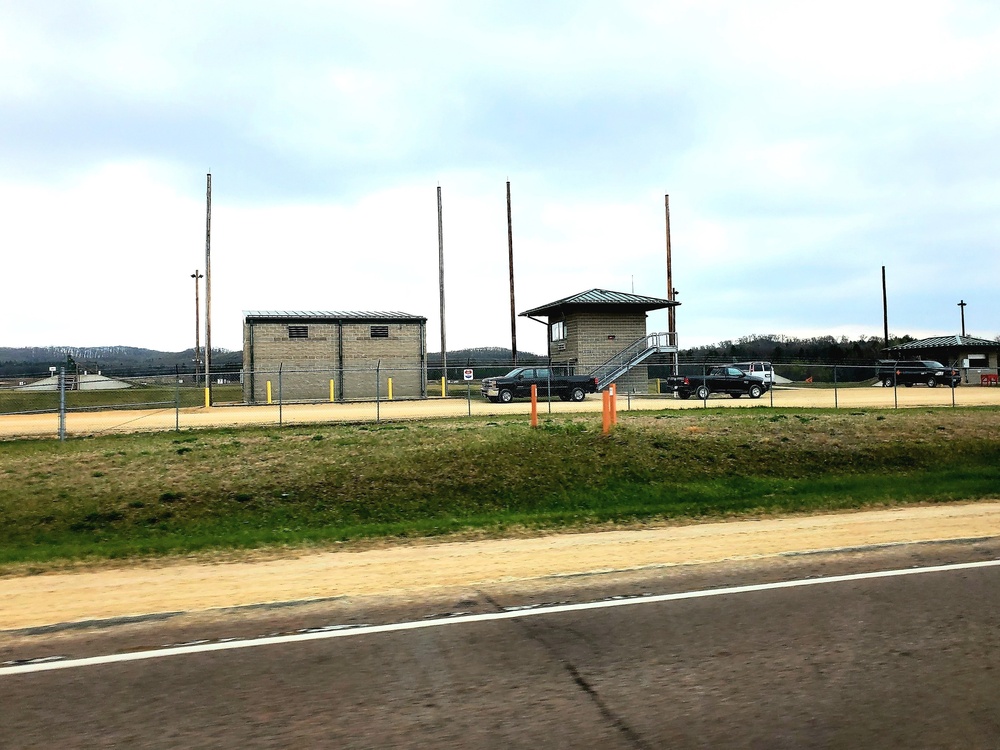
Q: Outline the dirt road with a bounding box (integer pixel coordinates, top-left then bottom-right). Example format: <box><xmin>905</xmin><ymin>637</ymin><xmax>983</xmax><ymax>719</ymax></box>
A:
<box><xmin>4</xmin><ymin>385</ymin><xmax>1000</xmax><ymax>438</ymax></box>
<box><xmin>3</xmin><ymin>502</ymin><xmax>999</xmax><ymax>631</ymax></box>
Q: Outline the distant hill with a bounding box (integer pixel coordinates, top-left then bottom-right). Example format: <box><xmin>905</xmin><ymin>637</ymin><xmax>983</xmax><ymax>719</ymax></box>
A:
<box><xmin>0</xmin><ymin>346</ymin><xmax>242</xmax><ymax>378</ymax></box>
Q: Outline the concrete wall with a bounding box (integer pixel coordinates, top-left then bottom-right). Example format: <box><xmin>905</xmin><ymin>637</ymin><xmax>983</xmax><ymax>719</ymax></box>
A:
<box><xmin>244</xmin><ymin>320</ymin><xmax>426</xmax><ymax>402</ymax></box>
<box><xmin>550</xmin><ymin>310</ymin><xmax>649</xmax><ymax>393</ymax></box>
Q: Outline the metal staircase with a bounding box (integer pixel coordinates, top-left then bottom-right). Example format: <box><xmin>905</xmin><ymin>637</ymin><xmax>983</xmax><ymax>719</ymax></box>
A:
<box><xmin>590</xmin><ymin>332</ymin><xmax>677</xmax><ymax>391</ymax></box>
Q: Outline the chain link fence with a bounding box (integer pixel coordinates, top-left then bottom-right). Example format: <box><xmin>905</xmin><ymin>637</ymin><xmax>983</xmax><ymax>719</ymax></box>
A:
<box><xmin>2</xmin><ymin>360</ymin><xmax>999</xmax><ymax>440</ymax></box>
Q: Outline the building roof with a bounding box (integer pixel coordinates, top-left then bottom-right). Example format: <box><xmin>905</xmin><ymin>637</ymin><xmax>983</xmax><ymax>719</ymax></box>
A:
<box><xmin>519</xmin><ymin>288</ymin><xmax>678</xmax><ymax>318</ymax></box>
<box><xmin>244</xmin><ymin>310</ymin><xmax>426</xmax><ymax>323</ymax></box>
<box><xmin>887</xmin><ymin>334</ymin><xmax>1000</xmax><ymax>351</ymax></box>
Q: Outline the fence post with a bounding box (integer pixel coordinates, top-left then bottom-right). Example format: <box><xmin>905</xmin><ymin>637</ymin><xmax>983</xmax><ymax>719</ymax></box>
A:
<box><xmin>376</xmin><ymin>360</ymin><xmax>381</xmax><ymax>423</ymax></box>
<box><xmin>58</xmin><ymin>366</ymin><xmax>66</xmax><ymax>442</ymax></box>
<box><xmin>278</xmin><ymin>363</ymin><xmax>283</xmax><ymax>427</ymax></box>
<box><xmin>175</xmin><ymin>365</ymin><xmax>181</xmax><ymax>432</ymax></box>
<box><xmin>833</xmin><ymin>365</ymin><xmax>838</xmax><ymax>409</ymax></box>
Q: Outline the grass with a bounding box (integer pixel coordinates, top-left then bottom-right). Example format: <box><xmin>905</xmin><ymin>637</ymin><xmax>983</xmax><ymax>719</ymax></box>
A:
<box><xmin>1</xmin><ymin>406</ymin><xmax>999</xmax><ymax>569</ymax></box>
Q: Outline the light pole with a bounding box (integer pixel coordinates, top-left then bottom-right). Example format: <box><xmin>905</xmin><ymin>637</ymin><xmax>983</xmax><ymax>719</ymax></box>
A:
<box><xmin>958</xmin><ymin>299</ymin><xmax>967</xmax><ymax>337</ymax></box>
<box><xmin>192</xmin><ymin>270</ymin><xmax>203</xmax><ymax>386</ymax></box>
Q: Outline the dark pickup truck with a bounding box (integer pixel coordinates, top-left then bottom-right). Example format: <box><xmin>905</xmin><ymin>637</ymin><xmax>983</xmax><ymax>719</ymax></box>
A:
<box><xmin>876</xmin><ymin>360</ymin><xmax>960</xmax><ymax>388</ymax></box>
<box><xmin>664</xmin><ymin>366</ymin><xmax>769</xmax><ymax>400</ymax></box>
<box><xmin>481</xmin><ymin>367</ymin><xmax>599</xmax><ymax>403</ymax></box>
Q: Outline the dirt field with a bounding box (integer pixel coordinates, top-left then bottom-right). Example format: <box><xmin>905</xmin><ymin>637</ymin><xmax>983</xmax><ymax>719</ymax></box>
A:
<box><xmin>3</xmin><ymin>385</ymin><xmax>1000</xmax><ymax>438</ymax></box>
<box><xmin>3</xmin><ymin>502</ymin><xmax>999</xmax><ymax>631</ymax></box>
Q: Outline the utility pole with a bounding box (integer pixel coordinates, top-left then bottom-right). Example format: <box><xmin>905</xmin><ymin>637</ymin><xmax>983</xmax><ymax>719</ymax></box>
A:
<box><xmin>507</xmin><ymin>181</ymin><xmax>517</xmax><ymax>365</ymax></box>
<box><xmin>882</xmin><ymin>266</ymin><xmax>889</xmax><ymax>347</ymax></box>
<box><xmin>437</xmin><ymin>185</ymin><xmax>447</xmax><ymax>394</ymax></box>
<box><xmin>204</xmin><ymin>173</ymin><xmax>212</xmax><ymax>405</ymax></box>
<box><xmin>665</xmin><ymin>194</ymin><xmax>678</xmax><ymax>374</ymax></box>
<box><xmin>958</xmin><ymin>300</ymin><xmax>967</xmax><ymax>337</ymax></box>
<box><xmin>191</xmin><ymin>270</ymin><xmax>203</xmax><ymax>386</ymax></box>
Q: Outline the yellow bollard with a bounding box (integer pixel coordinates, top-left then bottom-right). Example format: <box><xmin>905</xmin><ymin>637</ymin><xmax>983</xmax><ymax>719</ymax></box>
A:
<box><xmin>657</xmin><ymin>378</ymin><xmax>661</xmax><ymax>395</ymax></box>
<box><xmin>329</xmin><ymin>379</ymin><xmax>335</xmax><ymax>402</ymax></box>
<box><xmin>388</xmin><ymin>377</ymin><xmax>393</xmax><ymax>401</ymax></box>
<box><xmin>610</xmin><ymin>384</ymin><xmax>618</xmax><ymax>425</ymax></box>
<box><xmin>204</xmin><ymin>387</ymin><xmax>210</xmax><ymax>408</ymax></box>
<box><xmin>441</xmin><ymin>376</ymin><xmax>447</xmax><ymax>398</ymax></box>
<box><xmin>602</xmin><ymin>390</ymin><xmax>611</xmax><ymax>434</ymax></box>
<box><xmin>266</xmin><ymin>381</ymin><xmax>272</xmax><ymax>405</ymax></box>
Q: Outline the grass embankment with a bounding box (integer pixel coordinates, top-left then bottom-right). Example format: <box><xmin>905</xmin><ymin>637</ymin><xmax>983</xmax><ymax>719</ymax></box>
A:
<box><xmin>2</xmin><ymin>408</ymin><xmax>999</xmax><ymax>568</ymax></box>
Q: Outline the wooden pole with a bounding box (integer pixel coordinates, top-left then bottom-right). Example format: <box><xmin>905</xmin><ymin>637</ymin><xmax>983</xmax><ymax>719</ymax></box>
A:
<box><xmin>204</xmin><ymin>173</ymin><xmax>212</xmax><ymax>403</ymax></box>
<box><xmin>882</xmin><ymin>265</ymin><xmax>889</xmax><ymax>347</ymax></box>
<box><xmin>437</xmin><ymin>185</ymin><xmax>447</xmax><ymax>396</ymax></box>
<box><xmin>507</xmin><ymin>181</ymin><xmax>517</xmax><ymax>365</ymax></box>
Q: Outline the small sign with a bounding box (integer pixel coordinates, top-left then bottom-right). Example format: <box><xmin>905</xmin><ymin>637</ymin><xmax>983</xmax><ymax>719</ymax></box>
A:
<box><xmin>49</xmin><ymin>367</ymin><xmax>57</xmax><ymax>373</ymax></box>
<box><xmin>463</xmin><ymin>368</ymin><xmax>474</xmax><ymax>381</ymax></box>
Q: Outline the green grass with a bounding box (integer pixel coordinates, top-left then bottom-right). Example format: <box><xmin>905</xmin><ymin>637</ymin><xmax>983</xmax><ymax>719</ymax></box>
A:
<box><xmin>2</xmin><ymin>407</ymin><xmax>1000</xmax><ymax>568</ymax></box>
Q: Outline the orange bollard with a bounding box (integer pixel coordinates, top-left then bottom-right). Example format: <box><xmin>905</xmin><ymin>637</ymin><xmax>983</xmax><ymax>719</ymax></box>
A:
<box><xmin>530</xmin><ymin>384</ymin><xmax>538</xmax><ymax>428</ymax></box>
<box><xmin>609</xmin><ymin>384</ymin><xmax>618</xmax><ymax>425</ymax></box>
<box><xmin>602</xmin><ymin>390</ymin><xmax>611</xmax><ymax>434</ymax></box>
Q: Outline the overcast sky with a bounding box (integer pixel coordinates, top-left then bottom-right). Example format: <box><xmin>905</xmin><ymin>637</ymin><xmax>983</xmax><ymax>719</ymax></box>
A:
<box><xmin>2</xmin><ymin>1</ymin><xmax>999</xmax><ymax>355</ymax></box>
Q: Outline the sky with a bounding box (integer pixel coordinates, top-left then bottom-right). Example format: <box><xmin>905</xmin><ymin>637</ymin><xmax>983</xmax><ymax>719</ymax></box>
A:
<box><xmin>2</xmin><ymin>0</ymin><xmax>999</xmax><ymax>356</ymax></box>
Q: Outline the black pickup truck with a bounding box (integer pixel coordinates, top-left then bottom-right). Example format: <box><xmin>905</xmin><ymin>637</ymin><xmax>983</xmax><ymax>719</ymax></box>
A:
<box><xmin>664</xmin><ymin>366</ymin><xmax>769</xmax><ymax>400</ymax></box>
<box><xmin>481</xmin><ymin>367</ymin><xmax>599</xmax><ymax>403</ymax></box>
<box><xmin>875</xmin><ymin>360</ymin><xmax>960</xmax><ymax>388</ymax></box>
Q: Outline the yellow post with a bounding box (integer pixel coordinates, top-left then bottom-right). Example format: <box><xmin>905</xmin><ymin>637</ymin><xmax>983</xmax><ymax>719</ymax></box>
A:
<box><xmin>610</xmin><ymin>384</ymin><xmax>618</xmax><ymax>425</ymax></box>
<box><xmin>657</xmin><ymin>378</ymin><xmax>661</xmax><ymax>395</ymax></box>
<box><xmin>530</xmin><ymin>384</ymin><xmax>538</xmax><ymax>427</ymax></box>
<box><xmin>329</xmin><ymin>379</ymin><xmax>335</xmax><ymax>402</ymax></box>
<box><xmin>441</xmin><ymin>376</ymin><xmax>447</xmax><ymax>398</ymax></box>
<box><xmin>204</xmin><ymin>387</ymin><xmax>210</xmax><ymax>408</ymax></box>
<box><xmin>266</xmin><ymin>381</ymin><xmax>272</xmax><ymax>405</ymax></box>
<box><xmin>388</xmin><ymin>377</ymin><xmax>393</xmax><ymax>401</ymax></box>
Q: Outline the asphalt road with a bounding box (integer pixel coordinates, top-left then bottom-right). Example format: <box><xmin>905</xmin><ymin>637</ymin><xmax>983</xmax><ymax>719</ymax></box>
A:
<box><xmin>4</xmin><ymin>540</ymin><xmax>1000</xmax><ymax>749</ymax></box>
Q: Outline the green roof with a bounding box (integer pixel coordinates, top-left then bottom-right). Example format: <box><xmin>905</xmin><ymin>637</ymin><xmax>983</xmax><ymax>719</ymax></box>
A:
<box><xmin>520</xmin><ymin>288</ymin><xmax>677</xmax><ymax>317</ymax></box>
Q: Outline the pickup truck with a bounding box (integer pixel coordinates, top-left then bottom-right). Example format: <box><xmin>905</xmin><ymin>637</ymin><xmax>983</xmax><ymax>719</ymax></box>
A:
<box><xmin>875</xmin><ymin>360</ymin><xmax>960</xmax><ymax>388</ymax></box>
<box><xmin>481</xmin><ymin>367</ymin><xmax>599</xmax><ymax>403</ymax></box>
<box><xmin>664</xmin><ymin>366</ymin><xmax>769</xmax><ymax>400</ymax></box>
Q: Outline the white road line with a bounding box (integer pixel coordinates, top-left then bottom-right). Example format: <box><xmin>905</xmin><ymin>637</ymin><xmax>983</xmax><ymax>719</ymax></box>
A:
<box><xmin>4</xmin><ymin>558</ymin><xmax>999</xmax><ymax>677</ymax></box>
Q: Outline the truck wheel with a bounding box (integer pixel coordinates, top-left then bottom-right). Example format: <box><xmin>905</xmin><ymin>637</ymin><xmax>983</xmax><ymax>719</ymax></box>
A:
<box><xmin>570</xmin><ymin>387</ymin><xmax>586</xmax><ymax>402</ymax></box>
<box><xmin>677</xmin><ymin>391</ymin><xmax>691</xmax><ymax>400</ymax></box>
<box><xmin>926</xmin><ymin>377</ymin><xmax>937</xmax><ymax>388</ymax></box>
<box><xmin>748</xmin><ymin>384</ymin><xmax>763</xmax><ymax>399</ymax></box>
<box><xmin>730</xmin><ymin>392</ymin><xmax>741</xmax><ymax>399</ymax></box>
<box><xmin>499</xmin><ymin>389</ymin><xmax>513</xmax><ymax>403</ymax></box>
<box><xmin>882</xmin><ymin>376</ymin><xmax>895</xmax><ymax>387</ymax></box>
<box><xmin>696</xmin><ymin>385</ymin><xmax>709</xmax><ymax>400</ymax></box>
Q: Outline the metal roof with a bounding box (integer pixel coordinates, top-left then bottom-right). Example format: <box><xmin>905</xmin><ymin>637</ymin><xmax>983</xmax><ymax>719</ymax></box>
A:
<box><xmin>889</xmin><ymin>335</ymin><xmax>1000</xmax><ymax>351</ymax></box>
<box><xmin>244</xmin><ymin>310</ymin><xmax>426</xmax><ymax>322</ymax></box>
<box><xmin>520</xmin><ymin>288</ymin><xmax>678</xmax><ymax>317</ymax></box>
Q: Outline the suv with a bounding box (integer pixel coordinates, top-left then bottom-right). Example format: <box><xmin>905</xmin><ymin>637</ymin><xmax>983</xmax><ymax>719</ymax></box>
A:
<box><xmin>731</xmin><ymin>361</ymin><xmax>774</xmax><ymax>384</ymax></box>
<box><xmin>876</xmin><ymin>360</ymin><xmax>960</xmax><ymax>388</ymax></box>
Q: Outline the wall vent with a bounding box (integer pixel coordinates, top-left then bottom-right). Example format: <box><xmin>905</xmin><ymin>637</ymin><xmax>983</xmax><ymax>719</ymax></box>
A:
<box><xmin>288</xmin><ymin>325</ymin><xmax>309</xmax><ymax>339</ymax></box>
<box><xmin>370</xmin><ymin>325</ymin><xmax>390</xmax><ymax>338</ymax></box>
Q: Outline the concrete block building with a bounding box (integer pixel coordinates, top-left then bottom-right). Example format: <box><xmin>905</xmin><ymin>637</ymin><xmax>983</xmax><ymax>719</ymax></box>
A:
<box><xmin>242</xmin><ymin>311</ymin><xmax>427</xmax><ymax>402</ymax></box>
<box><xmin>519</xmin><ymin>289</ymin><xmax>678</xmax><ymax>393</ymax></box>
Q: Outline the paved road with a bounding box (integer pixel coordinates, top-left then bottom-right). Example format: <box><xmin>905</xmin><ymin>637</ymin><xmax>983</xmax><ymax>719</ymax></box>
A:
<box><xmin>4</xmin><ymin>384</ymin><xmax>1000</xmax><ymax>437</ymax></box>
<box><xmin>4</xmin><ymin>540</ymin><xmax>1000</xmax><ymax>749</ymax></box>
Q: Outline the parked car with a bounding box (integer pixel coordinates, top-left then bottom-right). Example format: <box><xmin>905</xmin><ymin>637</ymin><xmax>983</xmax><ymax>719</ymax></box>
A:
<box><xmin>730</xmin><ymin>361</ymin><xmax>774</xmax><ymax>384</ymax></box>
<box><xmin>480</xmin><ymin>367</ymin><xmax>599</xmax><ymax>403</ymax></box>
<box><xmin>663</xmin><ymin>366</ymin><xmax>770</xmax><ymax>400</ymax></box>
<box><xmin>875</xmin><ymin>360</ymin><xmax>960</xmax><ymax>388</ymax></box>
